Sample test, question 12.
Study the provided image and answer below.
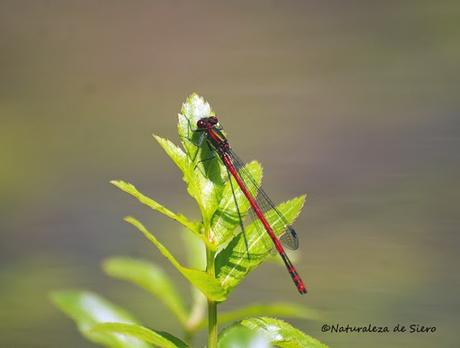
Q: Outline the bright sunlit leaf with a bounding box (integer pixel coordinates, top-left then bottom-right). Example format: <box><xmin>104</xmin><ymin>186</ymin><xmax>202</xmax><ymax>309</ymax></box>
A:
<box><xmin>175</xmin><ymin>94</ymin><xmax>226</xmax><ymax>228</ymax></box>
<box><xmin>216</xmin><ymin>195</ymin><xmax>306</xmax><ymax>292</ymax></box>
<box><xmin>91</xmin><ymin>323</ymin><xmax>188</xmax><ymax>348</ymax></box>
<box><xmin>211</xmin><ymin>161</ymin><xmax>263</xmax><ymax>251</ymax></box>
<box><xmin>50</xmin><ymin>291</ymin><xmax>151</xmax><ymax>348</ymax></box>
<box><xmin>218</xmin><ymin>324</ymin><xmax>270</xmax><ymax>348</ymax></box>
<box><xmin>240</xmin><ymin>317</ymin><xmax>328</xmax><ymax>348</ymax></box>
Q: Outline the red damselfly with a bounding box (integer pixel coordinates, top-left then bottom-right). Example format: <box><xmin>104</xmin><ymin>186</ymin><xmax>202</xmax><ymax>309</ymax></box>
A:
<box><xmin>196</xmin><ymin>116</ymin><xmax>307</xmax><ymax>294</ymax></box>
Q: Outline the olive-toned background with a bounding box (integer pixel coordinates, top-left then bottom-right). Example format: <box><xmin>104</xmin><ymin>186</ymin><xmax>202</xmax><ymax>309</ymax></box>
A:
<box><xmin>1</xmin><ymin>1</ymin><xmax>459</xmax><ymax>347</ymax></box>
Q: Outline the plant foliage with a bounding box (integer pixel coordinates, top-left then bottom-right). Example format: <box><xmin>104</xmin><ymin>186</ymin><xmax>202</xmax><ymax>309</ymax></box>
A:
<box><xmin>51</xmin><ymin>94</ymin><xmax>328</xmax><ymax>348</ymax></box>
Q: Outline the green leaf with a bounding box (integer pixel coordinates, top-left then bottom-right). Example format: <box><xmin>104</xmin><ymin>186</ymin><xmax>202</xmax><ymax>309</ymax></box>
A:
<box><xmin>50</xmin><ymin>291</ymin><xmax>151</xmax><ymax>348</ymax></box>
<box><xmin>91</xmin><ymin>323</ymin><xmax>188</xmax><ymax>348</ymax></box>
<box><xmin>125</xmin><ymin>216</ymin><xmax>227</xmax><ymax>302</ymax></box>
<box><xmin>216</xmin><ymin>195</ymin><xmax>306</xmax><ymax>292</ymax></box>
<box><xmin>218</xmin><ymin>324</ymin><xmax>270</xmax><ymax>348</ymax></box>
<box><xmin>174</xmin><ymin>94</ymin><xmax>226</xmax><ymax>226</ymax></box>
<box><xmin>177</xmin><ymin>93</ymin><xmax>215</xmax><ymax>161</ymax></box>
<box><xmin>211</xmin><ymin>161</ymin><xmax>263</xmax><ymax>251</ymax></box>
<box><xmin>195</xmin><ymin>303</ymin><xmax>319</xmax><ymax>331</ymax></box>
<box><xmin>154</xmin><ymin>135</ymin><xmax>222</xmax><ymax>220</ymax></box>
<box><xmin>111</xmin><ymin>180</ymin><xmax>201</xmax><ymax>236</ymax></box>
<box><xmin>240</xmin><ymin>317</ymin><xmax>328</xmax><ymax>348</ymax></box>
<box><xmin>103</xmin><ymin>257</ymin><xmax>188</xmax><ymax>326</ymax></box>
<box><xmin>153</xmin><ymin>135</ymin><xmax>188</xmax><ymax>173</ymax></box>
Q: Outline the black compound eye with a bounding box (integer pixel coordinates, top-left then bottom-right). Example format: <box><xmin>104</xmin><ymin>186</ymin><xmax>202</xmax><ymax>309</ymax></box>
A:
<box><xmin>197</xmin><ymin>119</ymin><xmax>206</xmax><ymax>128</ymax></box>
<box><xmin>209</xmin><ymin>116</ymin><xmax>218</xmax><ymax>125</ymax></box>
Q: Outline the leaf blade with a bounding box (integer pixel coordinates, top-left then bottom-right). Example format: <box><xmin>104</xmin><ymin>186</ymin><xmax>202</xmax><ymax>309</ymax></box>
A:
<box><xmin>218</xmin><ymin>324</ymin><xmax>270</xmax><ymax>348</ymax></box>
<box><xmin>50</xmin><ymin>290</ymin><xmax>151</xmax><ymax>348</ymax></box>
<box><xmin>211</xmin><ymin>161</ymin><xmax>263</xmax><ymax>251</ymax></box>
<box><xmin>111</xmin><ymin>180</ymin><xmax>201</xmax><ymax>236</ymax></box>
<box><xmin>125</xmin><ymin>216</ymin><xmax>227</xmax><ymax>302</ymax></box>
<box><xmin>216</xmin><ymin>195</ymin><xmax>306</xmax><ymax>292</ymax></box>
<box><xmin>103</xmin><ymin>257</ymin><xmax>188</xmax><ymax>326</ymax></box>
<box><xmin>91</xmin><ymin>323</ymin><xmax>188</xmax><ymax>348</ymax></box>
<box><xmin>240</xmin><ymin>317</ymin><xmax>328</xmax><ymax>348</ymax></box>
<box><xmin>176</xmin><ymin>94</ymin><xmax>226</xmax><ymax>226</ymax></box>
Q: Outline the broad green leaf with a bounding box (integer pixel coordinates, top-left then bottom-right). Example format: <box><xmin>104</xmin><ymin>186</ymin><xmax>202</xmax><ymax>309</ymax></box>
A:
<box><xmin>211</xmin><ymin>161</ymin><xmax>263</xmax><ymax>251</ymax></box>
<box><xmin>111</xmin><ymin>180</ymin><xmax>200</xmax><ymax>236</ymax></box>
<box><xmin>195</xmin><ymin>303</ymin><xmax>319</xmax><ymax>330</ymax></box>
<box><xmin>103</xmin><ymin>257</ymin><xmax>188</xmax><ymax>326</ymax></box>
<box><xmin>240</xmin><ymin>317</ymin><xmax>328</xmax><ymax>348</ymax></box>
<box><xmin>218</xmin><ymin>324</ymin><xmax>270</xmax><ymax>348</ymax></box>
<box><xmin>216</xmin><ymin>195</ymin><xmax>306</xmax><ymax>291</ymax></box>
<box><xmin>154</xmin><ymin>135</ymin><xmax>218</xmax><ymax>222</ymax></box>
<box><xmin>91</xmin><ymin>323</ymin><xmax>188</xmax><ymax>348</ymax></box>
<box><xmin>125</xmin><ymin>216</ymin><xmax>227</xmax><ymax>301</ymax></box>
<box><xmin>174</xmin><ymin>94</ymin><xmax>226</xmax><ymax>226</ymax></box>
<box><xmin>50</xmin><ymin>291</ymin><xmax>151</xmax><ymax>348</ymax></box>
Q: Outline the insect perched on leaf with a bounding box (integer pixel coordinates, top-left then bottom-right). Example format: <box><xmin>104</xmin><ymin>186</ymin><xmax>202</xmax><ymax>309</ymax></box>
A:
<box><xmin>194</xmin><ymin>116</ymin><xmax>307</xmax><ymax>294</ymax></box>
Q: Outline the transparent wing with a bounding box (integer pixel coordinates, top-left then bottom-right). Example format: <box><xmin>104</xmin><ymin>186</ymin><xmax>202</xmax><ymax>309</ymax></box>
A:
<box><xmin>227</xmin><ymin>149</ymin><xmax>300</xmax><ymax>250</ymax></box>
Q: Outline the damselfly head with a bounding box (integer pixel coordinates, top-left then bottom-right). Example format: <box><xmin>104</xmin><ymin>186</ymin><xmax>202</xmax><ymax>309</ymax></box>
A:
<box><xmin>196</xmin><ymin>116</ymin><xmax>219</xmax><ymax>129</ymax></box>
<box><xmin>196</xmin><ymin>119</ymin><xmax>207</xmax><ymax>129</ymax></box>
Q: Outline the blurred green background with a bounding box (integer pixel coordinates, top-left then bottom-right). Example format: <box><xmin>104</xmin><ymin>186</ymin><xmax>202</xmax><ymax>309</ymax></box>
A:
<box><xmin>1</xmin><ymin>1</ymin><xmax>459</xmax><ymax>347</ymax></box>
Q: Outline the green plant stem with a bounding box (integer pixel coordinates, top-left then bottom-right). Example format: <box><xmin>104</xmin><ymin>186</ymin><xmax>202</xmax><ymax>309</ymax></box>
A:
<box><xmin>206</xmin><ymin>244</ymin><xmax>217</xmax><ymax>348</ymax></box>
<box><xmin>208</xmin><ymin>299</ymin><xmax>217</xmax><ymax>348</ymax></box>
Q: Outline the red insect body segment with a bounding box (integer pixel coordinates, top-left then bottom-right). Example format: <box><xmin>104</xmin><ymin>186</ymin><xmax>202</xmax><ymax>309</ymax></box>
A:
<box><xmin>222</xmin><ymin>153</ymin><xmax>308</xmax><ymax>295</ymax></box>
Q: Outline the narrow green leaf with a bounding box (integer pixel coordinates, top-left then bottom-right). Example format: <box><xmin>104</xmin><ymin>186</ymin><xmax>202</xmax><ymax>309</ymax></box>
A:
<box><xmin>211</xmin><ymin>161</ymin><xmax>263</xmax><ymax>251</ymax></box>
<box><xmin>240</xmin><ymin>317</ymin><xmax>328</xmax><ymax>348</ymax></box>
<box><xmin>216</xmin><ymin>195</ymin><xmax>306</xmax><ymax>292</ymax></box>
<box><xmin>125</xmin><ymin>216</ymin><xmax>227</xmax><ymax>302</ymax></box>
<box><xmin>110</xmin><ymin>180</ymin><xmax>201</xmax><ymax>236</ymax></box>
<box><xmin>103</xmin><ymin>257</ymin><xmax>188</xmax><ymax>326</ymax></box>
<box><xmin>50</xmin><ymin>291</ymin><xmax>151</xmax><ymax>348</ymax></box>
<box><xmin>91</xmin><ymin>323</ymin><xmax>188</xmax><ymax>348</ymax></box>
<box><xmin>195</xmin><ymin>303</ymin><xmax>319</xmax><ymax>331</ymax></box>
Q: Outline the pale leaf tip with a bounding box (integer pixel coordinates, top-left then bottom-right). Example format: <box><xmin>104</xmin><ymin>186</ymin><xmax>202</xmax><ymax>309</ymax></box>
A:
<box><xmin>110</xmin><ymin>180</ymin><xmax>128</xmax><ymax>190</ymax></box>
<box><xmin>123</xmin><ymin>216</ymin><xmax>136</xmax><ymax>224</ymax></box>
